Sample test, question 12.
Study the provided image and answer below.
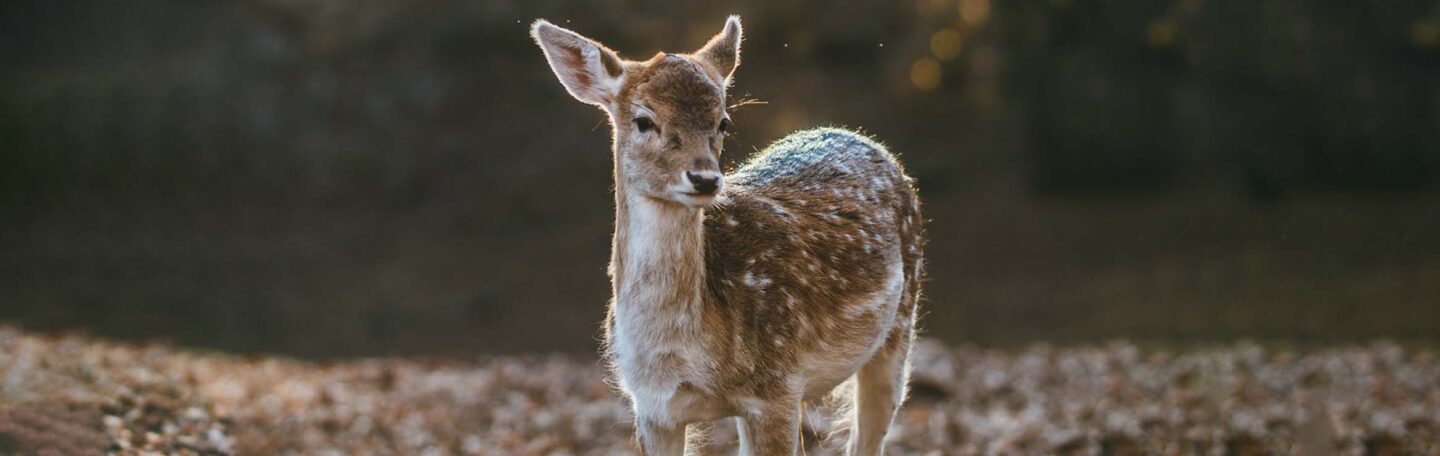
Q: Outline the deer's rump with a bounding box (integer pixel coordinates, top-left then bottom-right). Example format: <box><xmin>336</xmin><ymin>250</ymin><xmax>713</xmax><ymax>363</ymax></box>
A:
<box><xmin>701</xmin><ymin>128</ymin><xmax>924</xmax><ymax>395</ymax></box>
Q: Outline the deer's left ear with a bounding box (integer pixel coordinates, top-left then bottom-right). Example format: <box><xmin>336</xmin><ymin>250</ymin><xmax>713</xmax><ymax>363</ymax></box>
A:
<box><xmin>695</xmin><ymin>15</ymin><xmax>742</xmax><ymax>83</ymax></box>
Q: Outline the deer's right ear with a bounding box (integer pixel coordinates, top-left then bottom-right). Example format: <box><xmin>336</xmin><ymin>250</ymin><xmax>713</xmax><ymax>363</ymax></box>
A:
<box><xmin>531</xmin><ymin>20</ymin><xmax>626</xmax><ymax>107</ymax></box>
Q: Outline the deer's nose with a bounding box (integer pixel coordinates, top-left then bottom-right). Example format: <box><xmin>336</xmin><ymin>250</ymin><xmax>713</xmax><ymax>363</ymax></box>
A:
<box><xmin>686</xmin><ymin>171</ymin><xmax>721</xmax><ymax>195</ymax></box>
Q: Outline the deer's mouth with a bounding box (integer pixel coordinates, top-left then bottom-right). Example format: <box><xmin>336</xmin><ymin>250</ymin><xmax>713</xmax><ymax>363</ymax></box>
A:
<box><xmin>675</xmin><ymin>190</ymin><xmax>719</xmax><ymax>207</ymax></box>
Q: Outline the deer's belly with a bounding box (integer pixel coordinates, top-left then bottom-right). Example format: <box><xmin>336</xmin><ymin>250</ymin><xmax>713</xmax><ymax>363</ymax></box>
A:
<box><xmin>798</xmin><ymin>257</ymin><xmax>906</xmax><ymax>399</ymax></box>
<box><xmin>797</xmin><ymin>318</ymin><xmax>891</xmax><ymax>399</ymax></box>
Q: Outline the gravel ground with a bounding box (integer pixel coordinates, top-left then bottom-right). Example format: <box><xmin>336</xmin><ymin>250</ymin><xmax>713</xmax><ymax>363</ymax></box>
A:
<box><xmin>1</xmin><ymin>326</ymin><xmax>1437</xmax><ymax>455</ymax></box>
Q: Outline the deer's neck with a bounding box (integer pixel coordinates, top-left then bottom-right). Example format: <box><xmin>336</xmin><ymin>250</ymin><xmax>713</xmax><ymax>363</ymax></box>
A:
<box><xmin>612</xmin><ymin>190</ymin><xmax>708</xmax><ymax>317</ymax></box>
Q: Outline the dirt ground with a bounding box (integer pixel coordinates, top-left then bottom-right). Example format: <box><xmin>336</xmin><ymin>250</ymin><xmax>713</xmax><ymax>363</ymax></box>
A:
<box><xmin>1</xmin><ymin>326</ymin><xmax>1436</xmax><ymax>455</ymax></box>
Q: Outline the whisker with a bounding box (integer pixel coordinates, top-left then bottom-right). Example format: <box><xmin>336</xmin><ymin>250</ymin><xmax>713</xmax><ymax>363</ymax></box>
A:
<box><xmin>729</xmin><ymin>97</ymin><xmax>769</xmax><ymax>110</ymax></box>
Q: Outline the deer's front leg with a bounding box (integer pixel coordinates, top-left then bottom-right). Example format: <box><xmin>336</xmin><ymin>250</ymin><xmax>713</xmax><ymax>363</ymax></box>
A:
<box><xmin>741</xmin><ymin>396</ymin><xmax>802</xmax><ymax>456</ymax></box>
<box><xmin>735</xmin><ymin>416</ymin><xmax>755</xmax><ymax>454</ymax></box>
<box><xmin>636</xmin><ymin>418</ymin><xmax>685</xmax><ymax>456</ymax></box>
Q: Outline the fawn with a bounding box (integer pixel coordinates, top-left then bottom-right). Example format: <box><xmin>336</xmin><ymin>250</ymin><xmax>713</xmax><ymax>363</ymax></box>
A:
<box><xmin>530</xmin><ymin>16</ymin><xmax>925</xmax><ymax>456</ymax></box>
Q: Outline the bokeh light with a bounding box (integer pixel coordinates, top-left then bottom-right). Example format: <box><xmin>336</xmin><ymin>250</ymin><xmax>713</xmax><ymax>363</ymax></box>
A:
<box><xmin>910</xmin><ymin>58</ymin><xmax>942</xmax><ymax>91</ymax></box>
<box><xmin>919</xmin><ymin>0</ymin><xmax>949</xmax><ymax>16</ymax></box>
<box><xmin>960</xmin><ymin>0</ymin><xmax>991</xmax><ymax>26</ymax></box>
<box><xmin>1413</xmin><ymin>21</ymin><xmax>1440</xmax><ymax>47</ymax></box>
<box><xmin>1147</xmin><ymin>20</ymin><xmax>1178</xmax><ymax>48</ymax></box>
<box><xmin>931</xmin><ymin>29</ymin><xmax>964</xmax><ymax>61</ymax></box>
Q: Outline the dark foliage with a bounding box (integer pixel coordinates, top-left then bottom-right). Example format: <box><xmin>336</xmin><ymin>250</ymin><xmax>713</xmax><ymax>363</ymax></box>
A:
<box><xmin>1</xmin><ymin>0</ymin><xmax>1437</xmax><ymax>355</ymax></box>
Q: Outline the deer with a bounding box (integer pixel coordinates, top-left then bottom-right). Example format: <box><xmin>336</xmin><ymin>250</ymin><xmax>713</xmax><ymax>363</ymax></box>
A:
<box><xmin>530</xmin><ymin>15</ymin><xmax>926</xmax><ymax>456</ymax></box>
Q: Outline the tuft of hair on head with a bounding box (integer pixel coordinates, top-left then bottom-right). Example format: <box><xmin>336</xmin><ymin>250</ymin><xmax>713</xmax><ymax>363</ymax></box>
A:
<box><xmin>530</xmin><ymin>19</ymin><xmax>627</xmax><ymax>107</ymax></box>
<box><xmin>694</xmin><ymin>15</ymin><xmax>743</xmax><ymax>84</ymax></box>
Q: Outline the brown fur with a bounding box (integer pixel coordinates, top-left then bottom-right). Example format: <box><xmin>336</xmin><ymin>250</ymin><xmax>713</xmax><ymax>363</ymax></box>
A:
<box><xmin>699</xmin><ymin>135</ymin><xmax>925</xmax><ymax>396</ymax></box>
<box><xmin>532</xmin><ymin>16</ymin><xmax>925</xmax><ymax>455</ymax></box>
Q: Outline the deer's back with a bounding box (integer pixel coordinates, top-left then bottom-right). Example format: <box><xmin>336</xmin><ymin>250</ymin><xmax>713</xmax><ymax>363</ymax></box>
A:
<box><xmin>702</xmin><ymin>128</ymin><xmax>924</xmax><ymax>397</ymax></box>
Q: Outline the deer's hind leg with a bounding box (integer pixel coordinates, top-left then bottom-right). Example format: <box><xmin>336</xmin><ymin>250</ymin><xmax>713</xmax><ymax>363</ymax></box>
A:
<box><xmin>845</xmin><ymin>320</ymin><xmax>914</xmax><ymax>456</ymax></box>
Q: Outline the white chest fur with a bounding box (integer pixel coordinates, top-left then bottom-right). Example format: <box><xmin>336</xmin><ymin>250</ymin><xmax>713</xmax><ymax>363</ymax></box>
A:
<box><xmin>610</xmin><ymin>198</ymin><xmax>725</xmax><ymax>425</ymax></box>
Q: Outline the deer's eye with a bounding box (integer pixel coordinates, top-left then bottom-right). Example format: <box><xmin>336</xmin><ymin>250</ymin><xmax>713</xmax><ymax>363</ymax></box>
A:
<box><xmin>634</xmin><ymin>117</ymin><xmax>656</xmax><ymax>133</ymax></box>
<box><xmin>717</xmin><ymin>118</ymin><xmax>730</xmax><ymax>133</ymax></box>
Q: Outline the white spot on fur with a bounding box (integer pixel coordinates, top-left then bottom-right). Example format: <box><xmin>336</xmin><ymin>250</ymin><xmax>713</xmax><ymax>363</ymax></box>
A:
<box><xmin>767</xmin><ymin>201</ymin><xmax>791</xmax><ymax>218</ymax></box>
<box><xmin>844</xmin><ymin>260</ymin><xmax>901</xmax><ymax>321</ymax></box>
<box><xmin>742</xmin><ymin>271</ymin><xmax>772</xmax><ymax>289</ymax></box>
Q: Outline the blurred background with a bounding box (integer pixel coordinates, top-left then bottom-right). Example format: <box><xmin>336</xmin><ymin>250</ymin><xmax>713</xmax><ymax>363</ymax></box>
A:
<box><xmin>1</xmin><ymin>0</ymin><xmax>1437</xmax><ymax>358</ymax></box>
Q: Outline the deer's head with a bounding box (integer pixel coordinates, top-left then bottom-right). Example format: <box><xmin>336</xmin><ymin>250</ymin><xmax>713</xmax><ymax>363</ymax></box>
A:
<box><xmin>532</xmin><ymin>17</ymin><xmax>742</xmax><ymax>208</ymax></box>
